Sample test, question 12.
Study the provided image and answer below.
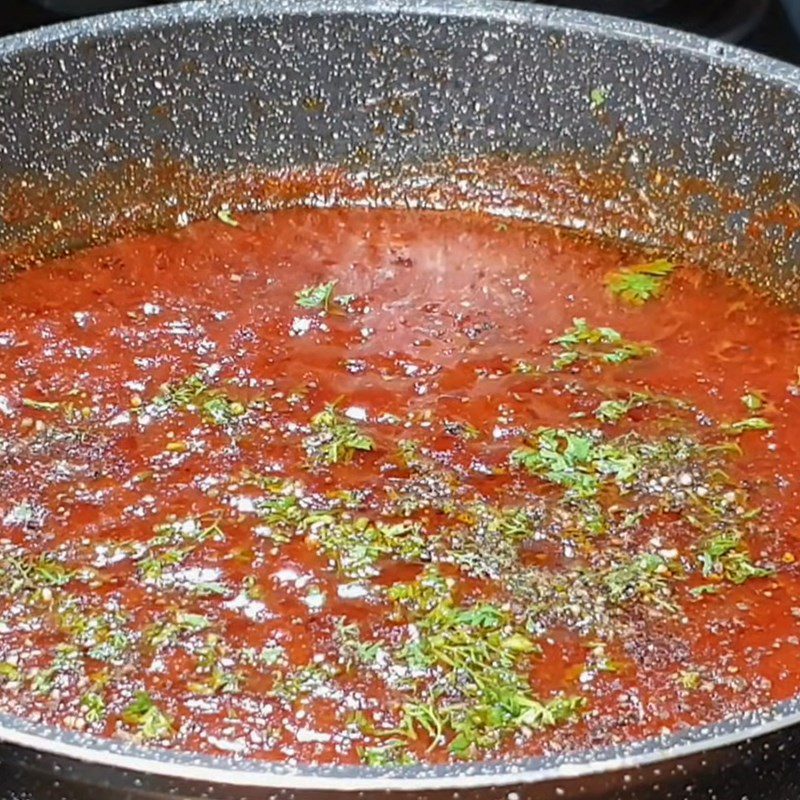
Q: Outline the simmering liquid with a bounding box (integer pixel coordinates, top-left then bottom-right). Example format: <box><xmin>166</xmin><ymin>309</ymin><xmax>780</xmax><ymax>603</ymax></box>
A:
<box><xmin>0</xmin><ymin>207</ymin><xmax>799</xmax><ymax>766</ymax></box>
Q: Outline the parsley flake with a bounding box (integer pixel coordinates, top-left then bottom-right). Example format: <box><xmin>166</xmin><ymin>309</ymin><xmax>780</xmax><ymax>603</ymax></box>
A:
<box><xmin>217</xmin><ymin>208</ymin><xmax>240</xmax><ymax>227</ymax></box>
<box><xmin>550</xmin><ymin>318</ymin><xmax>656</xmax><ymax>370</ymax></box>
<box><xmin>305</xmin><ymin>405</ymin><xmax>376</xmax><ymax>465</ymax></box>
<box><xmin>698</xmin><ymin>533</ymin><xmax>773</xmax><ymax>585</ymax></box>
<box><xmin>589</xmin><ymin>87</ymin><xmax>608</xmax><ymax>109</ymax></box>
<box><xmin>723</xmin><ymin>416</ymin><xmax>772</xmax><ymax>435</ymax></box>
<box><xmin>605</xmin><ymin>259</ymin><xmax>676</xmax><ymax>305</ymax></box>
<box><xmin>295</xmin><ymin>280</ymin><xmax>338</xmax><ymax>311</ymax></box>
<box><xmin>122</xmin><ymin>692</ymin><xmax>175</xmax><ymax>741</ymax></box>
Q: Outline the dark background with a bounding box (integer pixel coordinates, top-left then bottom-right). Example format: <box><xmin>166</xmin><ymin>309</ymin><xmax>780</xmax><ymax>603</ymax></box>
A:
<box><xmin>3</xmin><ymin>0</ymin><xmax>800</xmax><ymax>64</ymax></box>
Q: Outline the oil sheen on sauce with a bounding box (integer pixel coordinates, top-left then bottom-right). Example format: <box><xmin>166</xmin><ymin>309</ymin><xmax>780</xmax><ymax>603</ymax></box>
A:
<box><xmin>1</xmin><ymin>206</ymin><xmax>800</xmax><ymax>767</ymax></box>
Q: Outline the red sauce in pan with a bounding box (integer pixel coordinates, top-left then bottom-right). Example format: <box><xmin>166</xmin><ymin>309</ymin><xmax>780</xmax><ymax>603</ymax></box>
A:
<box><xmin>1</xmin><ymin>206</ymin><xmax>800</xmax><ymax>766</ymax></box>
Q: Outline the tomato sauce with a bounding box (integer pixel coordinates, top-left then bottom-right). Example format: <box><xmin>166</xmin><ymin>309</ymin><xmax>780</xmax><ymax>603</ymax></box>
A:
<box><xmin>1</xmin><ymin>206</ymin><xmax>800</xmax><ymax>766</ymax></box>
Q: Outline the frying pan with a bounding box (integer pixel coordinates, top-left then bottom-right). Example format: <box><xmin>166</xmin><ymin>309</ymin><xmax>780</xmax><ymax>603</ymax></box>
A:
<box><xmin>2</xmin><ymin>1</ymin><xmax>800</xmax><ymax>798</ymax></box>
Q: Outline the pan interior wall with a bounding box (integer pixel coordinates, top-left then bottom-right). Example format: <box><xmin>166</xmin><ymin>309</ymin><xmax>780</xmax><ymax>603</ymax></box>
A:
<box><xmin>0</xmin><ymin>3</ymin><xmax>798</xmax><ymax>284</ymax></box>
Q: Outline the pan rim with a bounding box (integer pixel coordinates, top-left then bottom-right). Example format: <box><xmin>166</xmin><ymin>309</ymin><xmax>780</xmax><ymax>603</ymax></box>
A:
<box><xmin>2</xmin><ymin>0</ymin><xmax>800</xmax><ymax>90</ymax></box>
<box><xmin>1</xmin><ymin>702</ymin><xmax>798</xmax><ymax>789</ymax></box>
<box><xmin>1</xmin><ymin>0</ymin><xmax>800</xmax><ymax>790</ymax></box>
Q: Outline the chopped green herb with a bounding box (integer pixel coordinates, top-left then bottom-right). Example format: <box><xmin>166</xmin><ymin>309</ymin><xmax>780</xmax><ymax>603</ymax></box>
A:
<box><xmin>603</xmin><ymin>553</ymin><xmax>675</xmax><ymax>610</ymax></box>
<box><xmin>81</xmin><ymin>691</ymin><xmax>107</xmax><ymax>724</ymax></box>
<box><xmin>22</xmin><ymin>398</ymin><xmax>61</xmax><ymax>412</ymax></box>
<box><xmin>136</xmin><ymin>518</ymin><xmax>225</xmax><ymax>585</ymax></box>
<box><xmin>605</xmin><ymin>259</ymin><xmax>676</xmax><ymax>306</ymax></box>
<box><xmin>388</xmin><ymin>565</ymin><xmax>452</xmax><ymax>617</ymax></box>
<box><xmin>158</xmin><ymin>373</ymin><xmax>207</xmax><ymax>408</ymax></box>
<box><xmin>741</xmin><ymin>391</ymin><xmax>765</xmax><ymax>412</ymax></box>
<box><xmin>269</xmin><ymin>663</ymin><xmax>337</xmax><ymax>703</ymax></box>
<box><xmin>360</xmin><ymin>740</ymin><xmax>415</xmax><ymax>767</ymax></box>
<box><xmin>56</xmin><ymin>605</ymin><xmax>132</xmax><ymax>664</ymax></box>
<box><xmin>176</xmin><ymin>611</ymin><xmax>212</xmax><ymax>631</ymax></box>
<box><xmin>2</xmin><ymin>553</ymin><xmax>75</xmax><ymax>594</ymax></box>
<box><xmin>689</xmin><ymin>584</ymin><xmax>720</xmax><ymax>598</ymax></box>
<box><xmin>295</xmin><ymin>280</ymin><xmax>357</xmax><ymax>312</ymax></box>
<box><xmin>602</xmin><ymin>343</ymin><xmax>657</xmax><ymax>364</ymax></box>
<box><xmin>723</xmin><ymin>417</ymin><xmax>772</xmax><ymax>435</ymax></box>
<box><xmin>595</xmin><ymin>393</ymin><xmax>651</xmax><ymax>423</ymax></box>
<box><xmin>145</xmin><ymin>610</ymin><xmax>212</xmax><ymax>649</ymax></box>
<box><xmin>202</xmin><ymin>394</ymin><xmax>246</xmax><ymax>426</ymax></box>
<box><xmin>510</xmin><ymin>428</ymin><xmax>638</xmax><ymax>499</ymax></box>
<box><xmin>260</xmin><ymin>645</ymin><xmax>286</xmax><ymax>667</ymax></box>
<box><xmin>31</xmin><ymin>645</ymin><xmax>81</xmax><ymax>696</ymax></box>
<box><xmin>698</xmin><ymin>533</ymin><xmax>773</xmax><ymax>585</ymax></box>
<box><xmin>217</xmin><ymin>208</ymin><xmax>239</xmax><ymax>227</ymax></box>
<box><xmin>336</xmin><ymin>621</ymin><xmax>385</xmax><ymax>667</ymax></box>
<box><xmin>188</xmin><ymin>668</ymin><xmax>242</xmax><ymax>696</ymax></box>
<box><xmin>550</xmin><ymin>318</ymin><xmax>656</xmax><ymax>370</ymax></box>
<box><xmin>253</xmin><ymin>492</ymin><xmax>305</xmax><ymax>543</ymax></box>
<box><xmin>678</xmin><ymin>670</ymin><xmax>702</xmax><ymax>691</ymax></box>
<box><xmin>156</xmin><ymin>374</ymin><xmax>247</xmax><ymax>427</ymax></box>
<box><xmin>122</xmin><ymin>692</ymin><xmax>175</xmax><ymax>741</ymax></box>
<box><xmin>589</xmin><ymin>87</ymin><xmax>608</xmax><ymax>109</ymax></box>
<box><xmin>552</xmin><ymin>350</ymin><xmax>581</xmax><ymax>371</ymax></box>
<box><xmin>137</xmin><ymin>547</ymin><xmax>191</xmax><ymax>584</ymax></box>
<box><xmin>296</xmin><ymin>280</ymin><xmax>338</xmax><ymax>311</ymax></box>
<box><xmin>381</xmin><ymin>575</ymin><xmax>581</xmax><ymax>757</ymax></box>
<box><xmin>443</xmin><ymin>420</ymin><xmax>481</xmax><ymax>440</ymax></box>
<box><xmin>552</xmin><ymin>319</ymin><xmax>622</xmax><ymax>349</ymax></box>
<box><xmin>0</xmin><ymin>662</ymin><xmax>21</xmax><ymax>682</ymax></box>
<box><xmin>511</xmin><ymin>429</ymin><xmax>601</xmax><ymax>498</ymax></box>
<box><xmin>191</xmin><ymin>581</ymin><xmax>228</xmax><ymax>597</ymax></box>
<box><xmin>513</xmin><ymin>360</ymin><xmax>537</xmax><ymax>375</ymax></box>
<box><xmin>487</xmin><ymin>506</ymin><xmax>541</xmax><ymax>540</ymax></box>
<box><xmin>308</xmin><ymin>514</ymin><xmax>428</xmax><ymax>578</ymax></box>
<box><xmin>305</xmin><ymin>405</ymin><xmax>376</xmax><ymax>465</ymax></box>
<box><xmin>397</xmin><ymin>439</ymin><xmax>423</xmax><ymax>469</ymax></box>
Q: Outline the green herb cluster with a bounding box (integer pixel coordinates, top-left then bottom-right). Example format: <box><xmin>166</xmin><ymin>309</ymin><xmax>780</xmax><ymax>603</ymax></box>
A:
<box><xmin>137</xmin><ymin>518</ymin><xmax>225</xmax><ymax>585</ymax></box>
<box><xmin>372</xmin><ymin>575</ymin><xmax>584</xmax><ymax>759</ymax></box>
<box><xmin>305</xmin><ymin>405</ymin><xmax>376</xmax><ymax>465</ymax></box>
<box><xmin>307</xmin><ymin>514</ymin><xmax>429</xmax><ymax>578</ymax></box>
<box><xmin>295</xmin><ymin>280</ymin><xmax>355</xmax><ymax>312</ymax></box>
<box><xmin>122</xmin><ymin>691</ymin><xmax>175</xmax><ymax>741</ymax></box>
<box><xmin>550</xmin><ymin>318</ymin><xmax>656</xmax><ymax>370</ymax></box>
<box><xmin>698</xmin><ymin>533</ymin><xmax>773</xmax><ymax>585</ymax></box>
<box><xmin>605</xmin><ymin>259</ymin><xmax>676</xmax><ymax>305</ymax></box>
<box><xmin>510</xmin><ymin>428</ymin><xmax>638</xmax><ymax>499</ymax></box>
<box><xmin>157</xmin><ymin>374</ymin><xmax>246</xmax><ymax>427</ymax></box>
